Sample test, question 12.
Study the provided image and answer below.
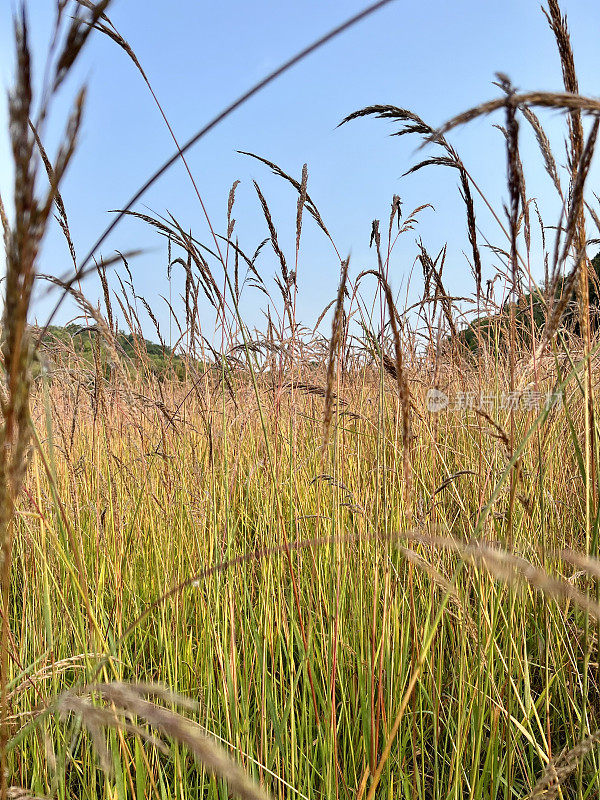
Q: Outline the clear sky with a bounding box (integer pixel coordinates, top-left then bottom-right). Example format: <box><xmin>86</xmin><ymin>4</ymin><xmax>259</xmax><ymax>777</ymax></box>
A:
<box><xmin>1</xmin><ymin>0</ymin><xmax>600</xmax><ymax>340</ymax></box>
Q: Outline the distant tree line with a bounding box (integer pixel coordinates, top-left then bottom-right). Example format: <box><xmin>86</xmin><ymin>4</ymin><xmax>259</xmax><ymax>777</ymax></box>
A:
<box><xmin>459</xmin><ymin>251</ymin><xmax>600</xmax><ymax>351</ymax></box>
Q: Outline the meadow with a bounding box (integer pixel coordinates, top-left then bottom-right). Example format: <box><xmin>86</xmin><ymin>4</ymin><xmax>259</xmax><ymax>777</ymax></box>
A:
<box><xmin>2</xmin><ymin>1</ymin><xmax>600</xmax><ymax>799</ymax></box>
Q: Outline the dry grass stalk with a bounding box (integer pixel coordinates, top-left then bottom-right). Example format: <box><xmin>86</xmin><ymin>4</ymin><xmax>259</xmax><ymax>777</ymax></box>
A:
<box><xmin>322</xmin><ymin>258</ymin><xmax>349</xmax><ymax>460</ymax></box>
<box><xmin>404</xmin><ymin>531</ymin><xmax>600</xmax><ymax>623</ymax></box>
<box><xmin>379</xmin><ymin>275</ymin><xmax>412</xmax><ymax>489</ymax></box>
<box><xmin>60</xmin><ymin>683</ymin><xmax>271</xmax><ymax>800</ymax></box>
<box><xmin>296</xmin><ymin>163</ymin><xmax>309</xmax><ymax>257</ymax></box>
<box><xmin>0</xmin><ymin>8</ymin><xmax>92</xmax><ymax>797</ymax></box>
<box><xmin>520</xmin><ymin>106</ymin><xmax>562</xmax><ymax>197</ymax></box>
<box><xmin>240</xmin><ymin>152</ymin><xmax>329</xmax><ymax>239</ymax></box>
<box><xmin>6</xmin><ymin>789</ymin><xmax>47</xmax><ymax>800</ymax></box>
<box><xmin>341</xmin><ymin>105</ymin><xmax>483</xmax><ymax>295</ymax></box>
<box><xmin>529</xmin><ymin>729</ymin><xmax>600</xmax><ymax>799</ymax></box>
<box><xmin>398</xmin><ymin>546</ymin><xmax>476</xmax><ymax>636</ymax></box>
<box><xmin>544</xmin><ymin>0</ymin><xmax>583</xmax><ymax>164</ymax></box>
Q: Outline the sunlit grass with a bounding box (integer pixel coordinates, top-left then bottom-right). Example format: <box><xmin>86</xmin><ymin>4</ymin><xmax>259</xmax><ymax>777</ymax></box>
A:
<box><xmin>6</xmin><ymin>355</ymin><xmax>597</xmax><ymax>799</ymax></box>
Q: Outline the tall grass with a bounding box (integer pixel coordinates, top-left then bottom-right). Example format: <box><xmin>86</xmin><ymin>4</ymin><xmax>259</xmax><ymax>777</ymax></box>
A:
<box><xmin>2</xmin><ymin>1</ymin><xmax>600</xmax><ymax>799</ymax></box>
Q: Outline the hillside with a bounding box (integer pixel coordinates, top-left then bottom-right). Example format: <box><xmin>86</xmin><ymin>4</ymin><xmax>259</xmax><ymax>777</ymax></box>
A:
<box><xmin>459</xmin><ymin>251</ymin><xmax>600</xmax><ymax>351</ymax></box>
<box><xmin>36</xmin><ymin>323</ymin><xmax>189</xmax><ymax>378</ymax></box>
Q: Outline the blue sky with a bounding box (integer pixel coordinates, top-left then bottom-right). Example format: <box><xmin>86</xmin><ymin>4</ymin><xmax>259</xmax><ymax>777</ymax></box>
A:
<box><xmin>1</xmin><ymin>0</ymin><xmax>600</xmax><ymax>341</ymax></box>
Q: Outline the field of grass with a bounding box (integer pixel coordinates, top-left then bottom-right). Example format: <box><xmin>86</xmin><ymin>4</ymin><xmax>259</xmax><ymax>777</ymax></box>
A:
<box><xmin>3</xmin><ymin>1</ymin><xmax>600</xmax><ymax>799</ymax></box>
<box><xmin>9</xmin><ymin>343</ymin><xmax>599</xmax><ymax>800</ymax></box>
